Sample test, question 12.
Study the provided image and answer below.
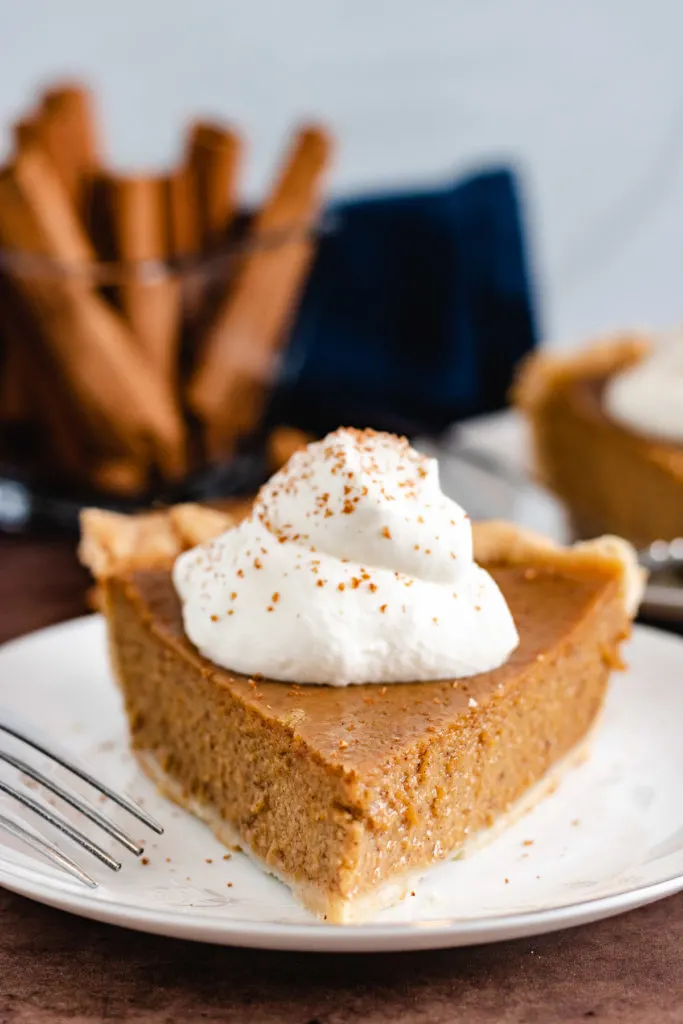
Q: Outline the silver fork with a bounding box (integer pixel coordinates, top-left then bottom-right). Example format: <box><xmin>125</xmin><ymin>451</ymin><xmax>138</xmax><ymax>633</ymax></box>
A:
<box><xmin>0</xmin><ymin>721</ymin><xmax>163</xmax><ymax>887</ymax></box>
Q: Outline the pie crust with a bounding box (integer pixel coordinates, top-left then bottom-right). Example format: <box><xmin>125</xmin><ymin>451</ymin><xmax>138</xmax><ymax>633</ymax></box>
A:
<box><xmin>514</xmin><ymin>333</ymin><xmax>683</xmax><ymax>546</ymax></box>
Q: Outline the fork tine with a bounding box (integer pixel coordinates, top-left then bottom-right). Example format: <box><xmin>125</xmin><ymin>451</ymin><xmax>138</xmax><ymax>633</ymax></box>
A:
<box><xmin>0</xmin><ymin>750</ymin><xmax>144</xmax><ymax>856</ymax></box>
<box><xmin>0</xmin><ymin>812</ymin><xmax>97</xmax><ymax>888</ymax></box>
<box><xmin>0</xmin><ymin>722</ymin><xmax>163</xmax><ymax>834</ymax></box>
<box><xmin>0</xmin><ymin>780</ymin><xmax>121</xmax><ymax>871</ymax></box>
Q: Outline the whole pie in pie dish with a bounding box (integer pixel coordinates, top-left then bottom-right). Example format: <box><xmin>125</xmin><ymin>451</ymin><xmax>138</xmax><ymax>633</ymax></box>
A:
<box><xmin>514</xmin><ymin>334</ymin><xmax>683</xmax><ymax>548</ymax></box>
<box><xmin>79</xmin><ymin>432</ymin><xmax>643</xmax><ymax>923</ymax></box>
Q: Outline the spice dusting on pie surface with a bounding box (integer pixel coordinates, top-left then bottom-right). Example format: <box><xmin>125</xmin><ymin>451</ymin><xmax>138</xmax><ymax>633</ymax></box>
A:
<box><xmin>80</xmin><ymin>427</ymin><xmax>644</xmax><ymax>923</ymax></box>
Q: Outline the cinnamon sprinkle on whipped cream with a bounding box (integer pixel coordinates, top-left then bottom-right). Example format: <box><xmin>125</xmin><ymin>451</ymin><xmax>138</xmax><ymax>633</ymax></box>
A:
<box><xmin>173</xmin><ymin>428</ymin><xmax>519</xmax><ymax>685</ymax></box>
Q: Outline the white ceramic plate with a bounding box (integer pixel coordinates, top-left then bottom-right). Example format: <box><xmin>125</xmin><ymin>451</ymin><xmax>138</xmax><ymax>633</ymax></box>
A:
<box><xmin>1</xmin><ymin>616</ymin><xmax>683</xmax><ymax>952</ymax></box>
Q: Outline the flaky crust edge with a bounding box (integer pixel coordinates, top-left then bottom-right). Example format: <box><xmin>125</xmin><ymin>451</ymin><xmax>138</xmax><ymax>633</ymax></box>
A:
<box><xmin>512</xmin><ymin>332</ymin><xmax>652</xmax><ymax>413</ymax></box>
<box><xmin>78</xmin><ymin>503</ymin><xmax>238</xmax><ymax>581</ymax></box>
<box><xmin>79</xmin><ymin>502</ymin><xmax>644</xmax><ymax>621</ymax></box>
<box><xmin>472</xmin><ymin>521</ymin><xmax>644</xmax><ymax>619</ymax></box>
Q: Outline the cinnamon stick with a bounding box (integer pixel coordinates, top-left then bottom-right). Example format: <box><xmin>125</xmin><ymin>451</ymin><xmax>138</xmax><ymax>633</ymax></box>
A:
<box><xmin>4</xmin><ymin>116</ymin><xmax>90</xmax><ymax>449</ymax></box>
<box><xmin>188</xmin><ymin>121</ymin><xmax>242</xmax><ymax>248</ymax></box>
<box><xmin>165</xmin><ymin>162</ymin><xmax>201</xmax><ymax>259</ymax></box>
<box><xmin>12</xmin><ymin>117</ymin><xmax>41</xmax><ymax>152</ymax></box>
<box><xmin>103</xmin><ymin>173</ymin><xmax>180</xmax><ymax>388</ymax></box>
<box><xmin>37</xmin><ymin>83</ymin><xmax>100</xmax><ymax>217</ymax></box>
<box><xmin>0</xmin><ymin>145</ymin><xmax>187</xmax><ymax>479</ymax></box>
<box><xmin>0</xmin><ymin>276</ymin><xmax>92</xmax><ymax>479</ymax></box>
<box><xmin>187</xmin><ymin>125</ymin><xmax>332</xmax><ymax>458</ymax></box>
<box><xmin>164</xmin><ymin>160</ymin><xmax>206</xmax><ymax>339</ymax></box>
<box><xmin>0</xmin><ymin>122</ymin><xmax>47</xmax><ymax>424</ymax></box>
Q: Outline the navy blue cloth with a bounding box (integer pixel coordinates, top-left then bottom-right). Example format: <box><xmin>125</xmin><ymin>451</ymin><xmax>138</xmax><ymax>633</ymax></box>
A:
<box><xmin>274</xmin><ymin>167</ymin><xmax>538</xmax><ymax>437</ymax></box>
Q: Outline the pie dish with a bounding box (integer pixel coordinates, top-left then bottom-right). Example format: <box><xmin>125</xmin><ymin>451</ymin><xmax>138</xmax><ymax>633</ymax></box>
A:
<box><xmin>79</xmin><ymin>501</ymin><xmax>642</xmax><ymax>923</ymax></box>
<box><xmin>514</xmin><ymin>334</ymin><xmax>683</xmax><ymax>547</ymax></box>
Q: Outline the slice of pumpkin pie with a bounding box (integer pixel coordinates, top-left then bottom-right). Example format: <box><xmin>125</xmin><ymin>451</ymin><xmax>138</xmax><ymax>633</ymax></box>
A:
<box><xmin>80</xmin><ymin>429</ymin><xmax>643</xmax><ymax>922</ymax></box>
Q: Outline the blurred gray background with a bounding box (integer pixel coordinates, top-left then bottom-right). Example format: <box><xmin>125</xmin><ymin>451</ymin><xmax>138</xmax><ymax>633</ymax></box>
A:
<box><xmin>0</xmin><ymin>0</ymin><xmax>681</xmax><ymax>344</ymax></box>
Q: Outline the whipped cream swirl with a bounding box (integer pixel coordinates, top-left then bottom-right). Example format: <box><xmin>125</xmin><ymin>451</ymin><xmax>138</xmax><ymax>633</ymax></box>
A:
<box><xmin>605</xmin><ymin>336</ymin><xmax>683</xmax><ymax>443</ymax></box>
<box><xmin>173</xmin><ymin>429</ymin><xmax>519</xmax><ymax>685</ymax></box>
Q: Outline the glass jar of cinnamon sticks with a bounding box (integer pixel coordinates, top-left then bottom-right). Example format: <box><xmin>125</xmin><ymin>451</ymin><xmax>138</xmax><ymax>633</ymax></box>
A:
<box><xmin>0</xmin><ymin>82</ymin><xmax>332</xmax><ymax>531</ymax></box>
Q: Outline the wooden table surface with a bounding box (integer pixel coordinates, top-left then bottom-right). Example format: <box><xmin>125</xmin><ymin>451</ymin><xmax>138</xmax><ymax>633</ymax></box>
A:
<box><xmin>1</xmin><ymin>533</ymin><xmax>683</xmax><ymax>1024</ymax></box>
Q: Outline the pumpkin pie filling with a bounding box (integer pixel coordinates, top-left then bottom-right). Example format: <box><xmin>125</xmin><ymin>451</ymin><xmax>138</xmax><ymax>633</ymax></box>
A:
<box><xmin>85</xmin><ymin>498</ymin><xmax>641</xmax><ymax>922</ymax></box>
